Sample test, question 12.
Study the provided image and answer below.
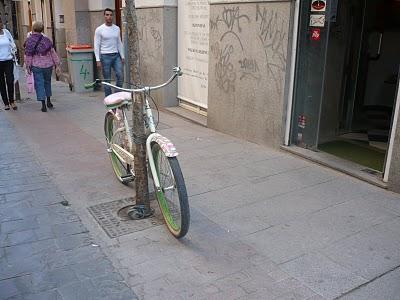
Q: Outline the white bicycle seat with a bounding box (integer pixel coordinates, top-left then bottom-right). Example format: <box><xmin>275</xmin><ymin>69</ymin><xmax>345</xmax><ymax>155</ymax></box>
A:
<box><xmin>104</xmin><ymin>92</ymin><xmax>132</xmax><ymax>106</ymax></box>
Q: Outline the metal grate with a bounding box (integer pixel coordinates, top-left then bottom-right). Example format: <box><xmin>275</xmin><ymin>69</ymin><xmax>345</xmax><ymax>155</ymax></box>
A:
<box><xmin>88</xmin><ymin>197</ymin><xmax>164</xmax><ymax>238</ymax></box>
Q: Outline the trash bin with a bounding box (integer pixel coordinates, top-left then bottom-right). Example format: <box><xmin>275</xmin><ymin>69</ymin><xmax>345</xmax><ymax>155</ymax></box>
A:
<box><xmin>66</xmin><ymin>45</ymin><xmax>94</xmax><ymax>92</ymax></box>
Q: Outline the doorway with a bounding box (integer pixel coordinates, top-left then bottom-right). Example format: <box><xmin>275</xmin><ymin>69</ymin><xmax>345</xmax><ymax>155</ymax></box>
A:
<box><xmin>291</xmin><ymin>0</ymin><xmax>400</xmax><ymax>175</ymax></box>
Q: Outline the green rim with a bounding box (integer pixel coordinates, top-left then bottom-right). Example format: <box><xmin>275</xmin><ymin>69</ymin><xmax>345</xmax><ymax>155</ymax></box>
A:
<box><xmin>156</xmin><ymin>190</ymin><xmax>180</xmax><ymax>231</ymax></box>
<box><xmin>154</xmin><ymin>148</ymin><xmax>180</xmax><ymax>232</ymax></box>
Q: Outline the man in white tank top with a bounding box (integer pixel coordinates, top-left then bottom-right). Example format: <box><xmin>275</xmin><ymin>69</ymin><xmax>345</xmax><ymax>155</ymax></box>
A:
<box><xmin>94</xmin><ymin>8</ymin><xmax>125</xmax><ymax>96</ymax></box>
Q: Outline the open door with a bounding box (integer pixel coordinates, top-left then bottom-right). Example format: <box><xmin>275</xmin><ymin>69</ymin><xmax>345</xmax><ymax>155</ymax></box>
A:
<box><xmin>291</xmin><ymin>0</ymin><xmax>400</xmax><ymax>176</ymax></box>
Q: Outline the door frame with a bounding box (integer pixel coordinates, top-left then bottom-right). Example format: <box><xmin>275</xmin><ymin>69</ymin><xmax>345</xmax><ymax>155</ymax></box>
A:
<box><xmin>284</xmin><ymin>0</ymin><xmax>300</xmax><ymax>146</ymax></box>
<box><xmin>383</xmin><ymin>67</ymin><xmax>400</xmax><ymax>183</ymax></box>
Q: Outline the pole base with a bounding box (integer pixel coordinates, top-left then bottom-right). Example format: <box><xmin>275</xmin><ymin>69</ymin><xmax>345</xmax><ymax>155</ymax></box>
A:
<box><xmin>127</xmin><ymin>204</ymin><xmax>154</xmax><ymax>220</ymax></box>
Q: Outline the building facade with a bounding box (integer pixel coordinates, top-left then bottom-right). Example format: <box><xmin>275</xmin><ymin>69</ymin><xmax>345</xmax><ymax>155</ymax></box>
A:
<box><xmin>12</xmin><ymin>0</ymin><xmax>400</xmax><ymax>193</ymax></box>
<box><xmin>137</xmin><ymin>0</ymin><xmax>400</xmax><ymax>193</ymax></box>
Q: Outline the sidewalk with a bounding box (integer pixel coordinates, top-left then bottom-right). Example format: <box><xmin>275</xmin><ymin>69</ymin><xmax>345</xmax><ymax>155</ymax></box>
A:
<box><xmin>2</xmin><ymin>75</ymin><xmax>400</xmax><ymax>299</ymax></box>
<box><xmin>0</xmin><ymin>110</ymin><xmax>137</xmax><ymax>299</ymax></box>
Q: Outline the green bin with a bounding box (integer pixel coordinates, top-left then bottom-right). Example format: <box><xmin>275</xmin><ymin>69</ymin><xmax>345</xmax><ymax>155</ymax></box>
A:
<box><xmin>66</xmin><ymin>45</ymin><xmax>94</xmax><ymax>92</ymax></box>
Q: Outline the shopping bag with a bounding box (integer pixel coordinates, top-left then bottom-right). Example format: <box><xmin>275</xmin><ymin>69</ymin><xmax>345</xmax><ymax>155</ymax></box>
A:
<box><xmin>13</xmin><ymin>63</ymin><xmax>19</xmax><ymax>84</ymax></box>
<box><xmin>26</xmin><ymin>72</ymin><xmax>34</xmax><ymax>94</ymax></box>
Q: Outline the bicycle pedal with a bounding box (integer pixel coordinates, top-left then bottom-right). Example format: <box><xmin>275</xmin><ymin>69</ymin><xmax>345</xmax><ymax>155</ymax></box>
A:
<box><xmin>121</xmin><ymin>174</ymin><xmax>135</xmax><ymax>182</ymax></box>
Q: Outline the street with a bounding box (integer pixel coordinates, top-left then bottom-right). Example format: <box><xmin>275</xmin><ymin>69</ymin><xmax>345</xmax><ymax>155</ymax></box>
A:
<box><xmin>1</xmin><ymin>75</ymin><xmax>400</xmax><ymax>299</ymax></box>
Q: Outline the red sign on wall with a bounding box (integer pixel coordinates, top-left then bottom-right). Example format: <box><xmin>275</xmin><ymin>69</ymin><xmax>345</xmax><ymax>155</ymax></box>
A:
<box><xmin>311</xmin><ymin>28</ymin><xmax>321</xmax><ymax>41</ymax></box>
<box><xmin>311</xmin><ymin>0</ymin><xmax>326</xmax><ymax>12</ymax></box>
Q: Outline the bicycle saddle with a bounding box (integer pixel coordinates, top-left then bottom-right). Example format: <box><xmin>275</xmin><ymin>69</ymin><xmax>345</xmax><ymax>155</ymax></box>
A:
<box><xmin>104</xmin><ymin>92</ymin><xmax>132</xmax><ymax>106</ymax></box>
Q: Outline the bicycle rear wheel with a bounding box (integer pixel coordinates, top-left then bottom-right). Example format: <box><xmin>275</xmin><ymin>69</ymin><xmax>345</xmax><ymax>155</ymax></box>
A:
<box><xmin>104</xmin><ymin>111</ymin><xmax>134</xmax><ymax>184</ymax></box>
<box><xmin>152</xmin><ymin>144</ymin><xmax>190</xmax><ymax>238</ymax></box>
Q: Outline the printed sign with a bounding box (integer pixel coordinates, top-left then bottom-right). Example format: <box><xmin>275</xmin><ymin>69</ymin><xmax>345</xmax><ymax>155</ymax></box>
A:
<box><xmin>311</xmin><ymin>28</ymin><xmax>321</xmax><ymax>41</ymax></box>
<box><xmin>311</xmin><ymin>0</ymin><xmax>326</xmax><ymax>12</ymax></box>
<box><xmin>310</xmin><ymin>15</ymin><xmax>325</xmax><ymax>27</ymax></box>
<box><xmin>178</xmin><ymin>0</ymin><xmax>210</xmax><ymax>108</ymax></box>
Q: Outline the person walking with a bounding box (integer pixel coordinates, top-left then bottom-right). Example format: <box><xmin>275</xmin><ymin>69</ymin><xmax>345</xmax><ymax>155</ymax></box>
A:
<box><xmin>0</xmin><ymin>18</ymin><xmax>17</xmax><ymax>111</ymax></box>
<box><xmin>24</xmin><ymin>21</ymin><xmax>61</xmax><ymax>112</ymax></box>
<box><xmin>94</xmin><ymin>8</ymin><xmax>125</xmax><ymax>97</ymax></box>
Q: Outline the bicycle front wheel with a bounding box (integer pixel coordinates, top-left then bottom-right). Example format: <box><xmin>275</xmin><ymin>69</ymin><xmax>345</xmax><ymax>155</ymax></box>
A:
<box><xmin>104</xmin><ymin>111</ymin><xmax>134</xmax><ymax>184</ymax></box>
<box><xmin>152</xmin><ymin>144</ymin><xmax>190</xmax><ymax>238</ymax></box>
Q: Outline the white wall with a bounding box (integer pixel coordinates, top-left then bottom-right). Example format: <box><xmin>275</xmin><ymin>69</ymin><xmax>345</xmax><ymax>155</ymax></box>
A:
<box><xmin>88</xmin><ymin>0</ymin><xmax>115</xmax><ymax>11</ymax></box>
<box><xmin>122</xmin><ymin>0</ymin><xmax>178</xmax><ymax>8</ymax></box>
<box><xmin>75</xmin><ymin>0</ymin><xmax>89</xmax><ymax>11</ymax></box>
<box><xmin>54</xmin><ymin>0</ymin><xmax>65</xmax><ymax>28</ymax></box>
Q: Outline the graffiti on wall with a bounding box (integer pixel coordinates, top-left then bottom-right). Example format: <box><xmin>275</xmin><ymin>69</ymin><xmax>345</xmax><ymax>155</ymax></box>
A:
<box><xmin>138</xmin><ymin>9</ymin><xmax>162</xmax><ymax>60</ymax></box>
<box><xmin>211</xmin><ymin>42</ymin><xmax>236</xmax><ymax>93</ymax></box>
<box><xmin>256</xmin><ymin>4</ymin><xmax>287</xmax><ymax>95</ymax></box>
<box><xmin>210</xmin><ymin>5</ymin><xmax>288</xmax><ymax>95</ymax></box>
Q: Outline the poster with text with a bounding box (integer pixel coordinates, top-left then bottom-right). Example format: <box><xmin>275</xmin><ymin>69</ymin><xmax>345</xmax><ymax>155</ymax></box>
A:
<box><xmin>178</xmin><ymin>0</ymin><xmax>209</xmax><ymax>108</ymax></box>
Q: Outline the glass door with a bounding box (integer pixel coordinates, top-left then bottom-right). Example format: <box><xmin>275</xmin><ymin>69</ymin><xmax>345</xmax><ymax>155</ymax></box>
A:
<box><xmin>291</xmin><ymin>0</ymin><xmax>332</xmax><ymax>150</ymax></box>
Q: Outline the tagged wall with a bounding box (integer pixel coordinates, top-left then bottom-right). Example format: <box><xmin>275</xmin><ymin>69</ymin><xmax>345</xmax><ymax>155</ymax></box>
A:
<box><xmin>136</xmin><ymin>7</ymin><xmax>178</xmax><ymax>107</ymax></box>
<box><xmin>208</xmin><ymin>2</ymin><xmax>291</xmax><ymax>147</ymax></box>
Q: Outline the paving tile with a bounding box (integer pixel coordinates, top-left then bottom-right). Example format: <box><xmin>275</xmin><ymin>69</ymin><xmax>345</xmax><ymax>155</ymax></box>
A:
<box><xmin>22</xmin><ymin>289</ymin><xmax>63</xmax><ymax>300</ymax></box>
<box><xmin>340</xmin><ymin>267</ymin><xmax>400</xmax><ymax>300</ymax></box>
<box><xmin>55</xmin><ymin>232</ymin><xmax>93</xmax><ymax>251</ymax></box>
<box><xmin>244</xmin><ymin>198</ymin><xmax>399</xmax><ymax>264</ymax></box>
<box><xmin>52</xmin><ymin>221</ymin><xmax>88</xmax><ymax>237</ymax></box>
<box><xmin>0</xmin><ymin>277</ymin><xmax>20</xmax><ymax>299</ymax></box>
<box><xmin>57</xmin><ymin>279</ymin><xmax>96</xmax><ymax>300</ymax></box>
<box><xmin>2</xmin><ymin>229</ymin><xmax>38</xmax><ymax>247</ymax></box>
<box><xmin>71</xmin><ymin>258</ymin><xmax>114</xmax><ymax>280</ymax></box>
<box><xmin>31</xmin><ymin>266</ymin><xmax>79</xmax><ymax>292</ymax></box>
<box><xmin>0</xmin><ymin>217</ymin><xmax>39</xmax><ymax>234</ymax></box>
<box><xmin>281</xmin><ymin>252</ymin><xmax>367</xmax><ymax>299</ymax></box>
<box><xmin>320</xmin><ymin>220</ymin><xmax>400</xmax><ymax>280</ymax></box>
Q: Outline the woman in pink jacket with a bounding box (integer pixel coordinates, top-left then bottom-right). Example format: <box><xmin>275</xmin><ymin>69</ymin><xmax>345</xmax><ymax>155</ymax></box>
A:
<box><xmin>24</xmin><ymin>21</ymin><xmax>61</xmax><ymax>112</ymax></box>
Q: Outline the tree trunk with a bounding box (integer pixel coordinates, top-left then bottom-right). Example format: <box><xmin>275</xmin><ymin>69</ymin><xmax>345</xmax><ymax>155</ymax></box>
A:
<box><xmin>125</xmin><ymin>0</ymin><xmax>150</xmax><ymax>211</ymax></box>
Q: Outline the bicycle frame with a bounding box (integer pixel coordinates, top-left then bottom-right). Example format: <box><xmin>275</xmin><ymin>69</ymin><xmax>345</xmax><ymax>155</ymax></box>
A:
<box><xmin>101</xmin><ymin>67</ymin><xmax>182</xmax><ymax>191</ymax></box>
<box><xmin>107</xmin><ymin>105</ymin><xmax>135</xmax><ymax>165</ymax></box>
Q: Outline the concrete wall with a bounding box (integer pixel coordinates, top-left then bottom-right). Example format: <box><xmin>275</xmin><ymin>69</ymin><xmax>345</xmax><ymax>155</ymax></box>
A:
<box><xmin>63</xmin><ymin>1</ymin><xmax>77</xmax><ymax>45</ymax></box>
<box><xmin>75</xmin><ymin>11</ymin><xmax>92</xmax><ymax>44</ymax></box>
<box><xmin>89</xmin><ymin>11</ymin><xmax>104</xmax><ymax>39</ymax></box>
<box><xmin>135</xmin><ymin>5</ymin><xmax>178</xmax><ymax>107</ymax></box>
<box><xmin>207</xmin><ymin>1</ymin><xmax>292</xmax><ymax>147</ymax></box>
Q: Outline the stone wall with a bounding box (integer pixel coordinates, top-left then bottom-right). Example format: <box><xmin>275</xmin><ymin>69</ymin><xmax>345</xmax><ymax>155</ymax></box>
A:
<box><xmin>207</xmin><ymin>1</ymin><xmax>292</xmax><ymax>147</ymax></box>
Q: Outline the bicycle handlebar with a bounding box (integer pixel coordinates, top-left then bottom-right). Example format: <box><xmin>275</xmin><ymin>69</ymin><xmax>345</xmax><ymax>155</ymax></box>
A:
<box><xmin>84</xmin><ymin>67</ymin><xmax>183</xmax><ymax>93</ymax></box>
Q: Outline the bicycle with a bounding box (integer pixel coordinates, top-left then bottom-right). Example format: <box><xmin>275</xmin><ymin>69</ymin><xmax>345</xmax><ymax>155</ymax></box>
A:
<box><xmin>85</xmin><ymin>67</ymin><xmax>189</xmax><ymax>238</ymax></box>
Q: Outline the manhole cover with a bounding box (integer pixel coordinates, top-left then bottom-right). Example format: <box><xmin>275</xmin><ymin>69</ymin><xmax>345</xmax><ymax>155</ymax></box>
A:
<box><xmin>88</xmin><ymin>197</ymin><xmax>164</xmax><ymax>238</ymax></box>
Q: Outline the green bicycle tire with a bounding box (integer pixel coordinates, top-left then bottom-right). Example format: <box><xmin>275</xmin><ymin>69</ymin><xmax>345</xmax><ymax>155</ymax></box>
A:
<box><xmin>152</xmin><ymin>143</ymin><xmax>190</xmax><ymax>238</ymax></box>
